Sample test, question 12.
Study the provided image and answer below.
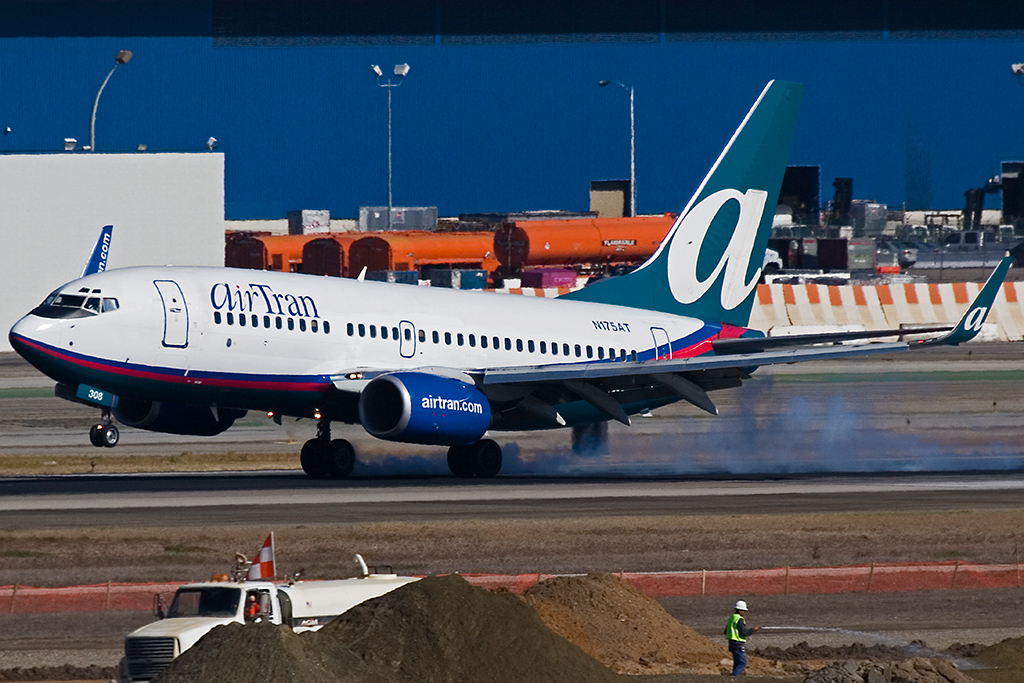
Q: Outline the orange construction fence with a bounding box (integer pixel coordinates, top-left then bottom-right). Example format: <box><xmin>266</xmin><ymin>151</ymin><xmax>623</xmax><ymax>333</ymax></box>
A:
<box><xmin>3</xmin><ymin>562</ymin><xmax>1021</xmax><ymax>614</ymax></box>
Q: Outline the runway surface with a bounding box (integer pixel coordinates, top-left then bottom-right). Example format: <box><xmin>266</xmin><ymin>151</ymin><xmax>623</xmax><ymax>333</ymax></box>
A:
<box><xmin>3</xmin><ymin>470</ymin><xmax>1024</xmax><ymax>529</ymax></box>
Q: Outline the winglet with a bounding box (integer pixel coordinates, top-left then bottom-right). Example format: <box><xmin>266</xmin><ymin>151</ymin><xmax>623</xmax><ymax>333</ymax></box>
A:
<box><xmin>82</xmin><ymin>225</ymin><xmax>113</xmax><ymax>277</ymax></box>
<box><xmin>919</xmin><ymin>254</ymin><xmax>1012</xmax><ymax>346</ymax></box>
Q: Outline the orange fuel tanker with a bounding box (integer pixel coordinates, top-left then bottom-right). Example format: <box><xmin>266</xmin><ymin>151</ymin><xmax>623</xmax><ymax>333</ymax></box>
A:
<box><xmin>224</xmin><ymin>233</ymin><xmax>325</xmax><ymax>272</ymax></box>
<box><xmin>301</xmin><ymin>234</ymin><xmax>362</xmax><ymax>277</ymax></box>
<box><xmin>493</xmin><ymin>215</ymin><xmax>675</xmax><ymax>270</ymax></box>
<box><xmin>348</xmin><ymin>231</ymin><xmax>500</xmax><ymax>276</ymax></box>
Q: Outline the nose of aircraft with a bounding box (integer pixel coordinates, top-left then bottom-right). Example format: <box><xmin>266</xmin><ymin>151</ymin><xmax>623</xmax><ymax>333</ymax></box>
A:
<box><xmin>8</xmin><ymin>313</ymin><xmax>59</xmax><ymax>364</ymax></box>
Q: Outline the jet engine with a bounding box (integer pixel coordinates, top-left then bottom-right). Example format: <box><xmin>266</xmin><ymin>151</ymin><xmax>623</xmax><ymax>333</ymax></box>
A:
<box><xmin>113</xmin><ymin>399</ymin><xmax>245</xmax><ymax>436</ymax></box>
<box><xmin>358</xmin><ymin>372</ymin><xmax>491</xmax><ymax>446</ymax></box>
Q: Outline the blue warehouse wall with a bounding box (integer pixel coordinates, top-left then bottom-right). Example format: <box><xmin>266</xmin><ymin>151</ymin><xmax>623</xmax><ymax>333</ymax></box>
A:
<box><xmin>1</xmin><ymin>1</ymin><xmax>1022</xmax><ymax>219</ymax></box>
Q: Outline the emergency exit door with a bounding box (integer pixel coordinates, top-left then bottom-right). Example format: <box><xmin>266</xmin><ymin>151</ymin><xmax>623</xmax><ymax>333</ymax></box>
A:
<box><xmin>154</xmin><ymin>280</ymin><xmax>189</xmax><ymax>348</ymax></box>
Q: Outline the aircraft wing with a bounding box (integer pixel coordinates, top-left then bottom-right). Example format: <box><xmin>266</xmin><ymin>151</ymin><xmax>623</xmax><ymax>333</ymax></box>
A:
<box><xmin>472</xmin><ymin>256</ymin><xmax>1012</xmax><ymax>424</ymax></box>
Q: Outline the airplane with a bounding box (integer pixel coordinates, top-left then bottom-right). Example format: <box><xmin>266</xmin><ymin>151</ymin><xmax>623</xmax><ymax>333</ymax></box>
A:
<box><xmin>8</xmin><ymin>80</ymin><xmax>1012</xmax><ymax>478</ymax></box>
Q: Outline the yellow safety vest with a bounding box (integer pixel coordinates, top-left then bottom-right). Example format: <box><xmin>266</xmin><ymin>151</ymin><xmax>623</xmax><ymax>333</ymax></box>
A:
<box><xmin>725</xmin><ymin>613</ymin><xmax>746</xmax><ymax>642</ymax></box>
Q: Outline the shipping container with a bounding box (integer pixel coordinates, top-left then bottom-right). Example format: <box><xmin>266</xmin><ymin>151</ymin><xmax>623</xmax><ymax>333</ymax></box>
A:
<box><xmin>519</xmin><ymin>268</ymin><xmax>578</xmax><ymax>288</ymax></box>
<box><xmin>429</xmin><ymin>269</ymin><xmax>488</xmax><ymax>290</ymax></box>
<box><xmin>366</xmin><ymin>270</ymin><xmax>420</xmax><ymax>285</ymax></box>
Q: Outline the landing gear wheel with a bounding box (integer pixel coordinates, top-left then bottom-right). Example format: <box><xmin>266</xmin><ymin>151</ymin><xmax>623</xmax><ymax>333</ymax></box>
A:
<box><xmin>300</xmin><ymin>439</ymin><xmax>328</xmax><ymax>478</ymax></box>
<box><xmin>100</xmin><ymin>424</ymin><xmax>119</xmax><ymax>448</ymax></box>
<box><xmin>447</xmin><ymin>445</ymin><xmax>475</xmax><ymax>478</ymax></box>
<box><xmin>325</xmin><ymin>439</ymin><xmax>355</xmax><ymax>479</ymax></box>
<box><xmin>89</xmin><ymin>424</ymin><xmax>106</xmax><ymax>448</ymax></box>
<box><xmin>471</xmin><ymin>439</ymin><xmax>502</xmax><ymax>478</ymax></box>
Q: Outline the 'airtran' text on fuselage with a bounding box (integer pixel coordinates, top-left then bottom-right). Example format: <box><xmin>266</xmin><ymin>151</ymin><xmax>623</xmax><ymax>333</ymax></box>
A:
<box><xmin>210</xmin><ymin>283</ymin><xmax>320</xmax><ymax>318</ymax></box>
<box><xmin>592</xmin><ymin>320</ymin><xmax>630</xmax><ymax>333</ymax></box>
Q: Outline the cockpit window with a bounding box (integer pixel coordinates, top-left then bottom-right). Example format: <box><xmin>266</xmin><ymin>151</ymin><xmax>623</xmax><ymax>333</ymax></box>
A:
<box><xmin>31</xmin><ymin>291</ymin><xmax>119</xmax><ymax>319</ymax></box>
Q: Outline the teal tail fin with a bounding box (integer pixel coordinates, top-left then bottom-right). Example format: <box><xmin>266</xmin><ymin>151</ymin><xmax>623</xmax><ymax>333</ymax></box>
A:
<box><xmin>563</xmin><ymin>80</ymin><xmax>804</xmax><ymax>327</ymax></box>
<box><xmin>921</xmin><ymin>254</ymin><xmax>1012</xmax><ymax>346</ymax></box>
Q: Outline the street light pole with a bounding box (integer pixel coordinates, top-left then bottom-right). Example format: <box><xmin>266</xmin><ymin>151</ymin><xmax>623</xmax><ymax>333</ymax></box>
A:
<box><xmin>371</xmin><ymin>63</ymin><xmax>410</xmax><ymax>230</ymax></box>
<box><xmin>599</xmin><ymin>80</ymin><xmax>636</xmax><ymax>217</ymax></box>
<box><xmin>90</xmin><ymin>50</ymin><xmax>132</xmax><ymax>152</ymax></box>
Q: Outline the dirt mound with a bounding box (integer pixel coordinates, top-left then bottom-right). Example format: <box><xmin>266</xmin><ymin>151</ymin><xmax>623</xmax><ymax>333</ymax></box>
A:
<box><xmin>0</xmin><ymin>664</ymin><xmax>116</xmax><ymax>681</ymax></box>
<box><xmin>156</xmin><ymin>575</ymin><xmax>619</xmax><ymax>683</ymax></box>
<box><xmin>320</xmin><ymin>573</ymin><xmax>620</xmax><ymax>683</ymax></box>
<box><xmin>974</xmin><ymin>635</ymin><xmax>1024</xmax><ymax>669</ymax></box>
<box><xmin>522</xmin><ymin>572</ymin><xmax>778</xmax><ymax>676</ymax></box>
<box><xmin>803</xmin><ymin>657</ymin><xmax>980</xmax><ymax>683</ymax></box>
<box><xmin>154</xmin><ymin>621</ymin><xmax>383</xmax><ymax>683</ymax></box>
<box><xmin>756</xmin><ymin>641</ymin><xmax>953</xmax><ymax>662</ymax></box>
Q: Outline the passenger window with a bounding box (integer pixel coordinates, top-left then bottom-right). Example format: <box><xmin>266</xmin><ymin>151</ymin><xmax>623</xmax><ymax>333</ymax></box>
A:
<box><xmin>358</xmin><ymin>323</ymin><xmax>365</xmax><ymax>337</ymax></box>
<box><xmin>457</xmin><ymin>333</ymin><xmax>464</xmax><ymax>346</ymax></box>
<box><xmin>631</xmin><ymin>350</ymin><xmax>638</xmax><ymax>361</ymax></box>
<box><xmin>598</xmin><ymin>347</ymin><xmax>604</xmax><ymax>360</ymax></box>
<box><xmin>551</xmin><ymin>342</ymin><xmax>558</xmax><ymax>356</ymax></box>
<box><xmin>445</xmin><ymin>332</ymin><xmax>452</xmax><ymax>345</ymax></box>
<box><xmin>264</xmin><ymin>316</ymin><xmax>271</xmax><ymax>328</ymax></box>
<box><xmin>276</xmin><ymin>317</ymin><xmax>283</xmax><ymax>330</ymax></box>
<box><xmin>504</xmin><ymin>338</ymin><xmax>512</xmax><ymax>351</ymax></box>
<box><xmin>347</xmin><ymin>322</ymin><xmax>354</xmax><ymax>336</ymax></box>
<box><xmin>381</xmin><ymin>326</ymin><xmax>388</xmax><ymax>340</ymax></box>
<box><xmin>324</xmin><ymin>321</ymin><xmax>331</xmax><ymax>334</ymax></box>
<box><xmin>288</xmin><ymin>318</ymin><xmax>295</xmax><ymax>331</ymax></box>
<box><xmin>563</xmin><ymin>343</ymin><xmax>570</xmax><ymax>356</ymax></box>
<box><xmin>469</xmin><ymin>334</ymin><xmax>476</xmax><ymax>347</ymax></box>
<box><xmin>586</xmin><ymin>345</ymin><xmax>593</xmax><ymax>359</ymax></box>
<box><xmin>239</xmin><ymin>314</ymin><xmax>246</xmax><ymax>327</ymax></box>
<box><xmin>432</xmin><ymin>331</ymin><xmax>439</xmax><ymax>344</ymax></box>
<box><xmin>393</xmin><ymin>327</ymin><xmax>400</xmax><ymax>339</ymax></box>
<box><xmin>227</xmin><ymin>312</ymin><xmax>234</xmax><ymax>325</ymax></box>
<box><xmin>539</xmin><ymin>341</ymin><xmax>546</xmax><ymax>354</ymax></box>
<box><xmin>481</xmin><ymin>336</ymin><xmax>488</xmax><ymax>349</ymax></box>
<box><xmin>311</xmin><ymin>319</ymin><xmax>318</xmax><ymax>333</ymax></box>
<box><xmin>493</xmin><ymin>336</ymin><xmax>500</xmax><ymax>349</ymax></box>
<box><xmin>214</xmin><ymin>311</ymin><xmax>222</xmax><ymax>324</ymax></box>
<box><xmin>370</xmin><ymin>325</ymin><xmax>376</xmax><ymax>338</ymax></box>
<box><xmin>251</xmin><ymin>314</ymin><xmax>259</xmax><ymax>327</ymax></box>
<box><xmin>299</xmin><ymin>319</ymin><xmax>307</xmax><ymax>332</ymax></box>
<box><xmin>527</xmin><ymin>340</ymin><xmax>535</xmax><ymax>353</ymax></box>
<box><xmin>418</xmin><ymin>330</ymin><xmax>425</xmax><ymax>342</ymax></box>
<box><xmin>516</xmin><ymin>339</ymin><xmax>523</xmax><ymax>352</ymax></box>
<box><xmin>620</xmin><ymin>348</ymin><xmax>626</xmax><ymax>361</ymax></box>
<box><xmin>575</xmin><ymin>344</ymin><xmax>582</xmax><ymax>358</ymax></box>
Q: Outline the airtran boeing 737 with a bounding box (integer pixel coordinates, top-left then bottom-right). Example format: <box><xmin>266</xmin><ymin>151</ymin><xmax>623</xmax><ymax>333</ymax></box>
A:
<box><xmin>9</xmin><ymin>81</ymin><xmax>1011</xmax><ymax>478</ymax></box>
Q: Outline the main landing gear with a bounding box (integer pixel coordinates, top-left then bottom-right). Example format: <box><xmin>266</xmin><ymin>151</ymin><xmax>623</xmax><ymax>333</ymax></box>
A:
<box><xmin>300</xmin><ymin>419</ymin><xmax>356</xmax><ymax>479</ymax></box>
<box><xmin>88</xmin><ymin>410</ymin><xmax>119</xmax><ymax>448</ymax></box>
<box><xmin>446</xmin><ymin>439</ymin><xmax>502</xmax><ymax>478</ymax></box>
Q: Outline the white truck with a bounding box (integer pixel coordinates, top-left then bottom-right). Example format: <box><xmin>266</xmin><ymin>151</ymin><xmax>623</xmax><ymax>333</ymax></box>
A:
<box><xmin>119</xmin><ymin>562</ymin><xmax>417</xmax><ymax>683</ymax></box>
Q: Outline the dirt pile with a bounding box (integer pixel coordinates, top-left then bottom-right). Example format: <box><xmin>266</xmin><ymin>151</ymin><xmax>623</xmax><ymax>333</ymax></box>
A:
<box><xmin>803</xmin><ymin>658</ymin><xmax>980</xmax><ymax>683</ymax></box>
<box><xmin>0</xmin><ymin>664</ymin><xmax>116</xmax><ymax>681</ymax></box>
<box><xmin>756</xmin><ymin>641</ymin><xmax>967</xmax><ymax>662</ymax></box>
<box><xmin>522</xmin><ymin>572</ymin><xmax>779</xmax><ymax>676</ymax></box>
<box><xmin>155</xmin><ymin>574</ymin><xmax>620</xmax><ymax>683</ymax></box>
<box><xmin>974</xmin><ymin>635</ymin><xmax>1024</xmax><ymax>670</ymax></box>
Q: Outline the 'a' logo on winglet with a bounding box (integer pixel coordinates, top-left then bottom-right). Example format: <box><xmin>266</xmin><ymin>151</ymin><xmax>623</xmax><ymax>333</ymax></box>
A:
<box><xmin>964</xmin><ymin>307</ymin><xmax>988</xmax><ymax>332</ymax></box>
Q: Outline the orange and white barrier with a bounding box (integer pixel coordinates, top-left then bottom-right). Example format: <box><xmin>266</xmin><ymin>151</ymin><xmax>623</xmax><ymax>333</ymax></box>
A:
<box><xmin>4</xmin><ymin>561</ymin><xmax>1021</xmax><ymax>613</ymax></box>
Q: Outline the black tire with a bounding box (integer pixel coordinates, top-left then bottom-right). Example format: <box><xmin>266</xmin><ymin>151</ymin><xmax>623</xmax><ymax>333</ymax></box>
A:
<box><xmin>101</xmin><ymin>424</ymin><xmax>119</xmax><ymax>448</ymax></box>
<box><xmin>471</xmin><ymin>439</ymin><xmax>502</xmax><ymax>478</ymax></box>
<box><xmin>300</xmin><ymin>439</ymin><xmax>328</xmax><ymax>478</ymax></box>
<box><xmin>325</xmin><ymin>439</ymin><xmax>356</xmax><ymax>478</ymax></box>
<box><xmin>89</xmin><ymin>424</ymin><xmax>106</xmax><ymax>448</ymax></box>
<box><xmin>447</xmin><ymin>445</ymin><xmax>475</xmax><ymax>478</ymax></box>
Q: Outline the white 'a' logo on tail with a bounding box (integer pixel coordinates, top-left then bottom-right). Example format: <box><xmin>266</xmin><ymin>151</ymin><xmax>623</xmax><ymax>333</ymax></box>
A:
<box><xmin>964</xmin><ymin>306</ymin><xmax>988</xmax><ymax>332</ymax></box>
<box><xmin>667</xmin><ymin>188</ymin><xmax>769</xmax><ymax>310</ymax></box>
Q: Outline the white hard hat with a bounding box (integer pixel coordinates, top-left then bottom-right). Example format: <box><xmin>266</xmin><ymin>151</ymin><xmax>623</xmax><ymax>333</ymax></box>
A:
<box><xmin>734</xmin><ymin>600</ymin><xmax>748</xmax><ymax>611</ymax></box>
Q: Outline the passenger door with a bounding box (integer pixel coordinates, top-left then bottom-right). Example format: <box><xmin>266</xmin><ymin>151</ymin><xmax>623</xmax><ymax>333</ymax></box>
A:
<box><xmin>153</xmin><ymin>280</ymin><xmax>189</xmax><ymax>348</ymax></box>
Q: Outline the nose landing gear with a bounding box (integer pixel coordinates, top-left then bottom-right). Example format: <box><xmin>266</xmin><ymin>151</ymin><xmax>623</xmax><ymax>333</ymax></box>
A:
<box><xmin>300</xmin><ymin>419</ymin><xmax>356</xmax><ymax>479</ymax></box>
<box><xmin>88</xmin><ymin>410</ymin><xmax>119</xmax><ymax>448</ymax></box>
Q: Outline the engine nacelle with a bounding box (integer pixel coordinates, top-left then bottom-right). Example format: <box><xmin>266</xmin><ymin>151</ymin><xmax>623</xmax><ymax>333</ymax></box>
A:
<box><xmin>358</xmin><ymin>372</ymin><xmax>491</xmax><ymax>446</ymax></box>
<box><xmin>113</xmin><ymin>399</ymin><xmax>246</xmax><ymax>436</ymax></box>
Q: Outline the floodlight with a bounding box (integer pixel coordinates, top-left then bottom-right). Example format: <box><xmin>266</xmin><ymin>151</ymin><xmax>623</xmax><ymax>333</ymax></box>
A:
<box><xmin>64</xmin><ymin>138</ymin><xmax>77</xmax><ymax>151</ymax></box>
<box><xmin>394</xmin><ymin>63</ymin><xmax>410</xmax><ymax>77</ymax></box>
<box><xmin>207</xmin><ymin>136</ymin><xmax>217</xmax><ymax>151</ymax></box>
<box><xmin>599</xmin><ymin>80</ymin><xmax>611</xmax><ymax>87</ymax></box>
<box><xmin>1013</xmin><ymin>63</ymin><xmax>1024</xmax><ymax>76</ymax></box>
<box><xmin>370</xmin><ymin>64</ymin><xmax>383</xmax><ymax>77</ymax></box>
<box><xmin>116</xmin><ymin>50</ymin><xmax>133</xmax><ymax>65</ymax></box>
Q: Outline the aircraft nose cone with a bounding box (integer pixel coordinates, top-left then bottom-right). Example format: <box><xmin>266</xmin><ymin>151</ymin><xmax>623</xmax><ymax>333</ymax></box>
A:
<box><xmin>8</xmin><ymin>314</ymin><xmax>58</xmax><ymax>364</ymax></box>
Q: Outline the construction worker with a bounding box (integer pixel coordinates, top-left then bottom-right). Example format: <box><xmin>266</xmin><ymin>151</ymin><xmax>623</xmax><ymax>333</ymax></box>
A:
<box><xmin>244</xmin><ymin>593</ymin><xmax>260</xmax><ymax>621</ymax></box>
<box><xmin>725</xmin><ymin>599</ymin><xmax>760</xmax><ymax>676</ymax></box>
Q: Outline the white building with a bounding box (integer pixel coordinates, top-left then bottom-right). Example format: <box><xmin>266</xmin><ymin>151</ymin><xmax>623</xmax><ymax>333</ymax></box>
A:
<box><xmin>1</xmin><ymin>152</ymin><xmax>224</xmax><ymax>352</ymax></box>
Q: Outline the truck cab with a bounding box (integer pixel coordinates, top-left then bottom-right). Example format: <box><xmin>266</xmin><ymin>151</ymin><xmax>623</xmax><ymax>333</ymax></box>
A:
<box><xmin>120</xmin><ymin>572</ymin><xmax>417</xmax><ymax>683</ymax></box>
